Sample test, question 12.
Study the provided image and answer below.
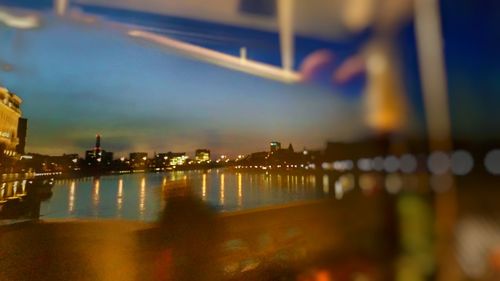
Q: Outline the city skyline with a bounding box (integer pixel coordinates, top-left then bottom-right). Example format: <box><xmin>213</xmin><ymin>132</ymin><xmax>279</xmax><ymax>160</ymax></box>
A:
<box><xmin>37</xmin><ymin>133</ymin><xmax>311</xmax><ymax>159</ymax></box>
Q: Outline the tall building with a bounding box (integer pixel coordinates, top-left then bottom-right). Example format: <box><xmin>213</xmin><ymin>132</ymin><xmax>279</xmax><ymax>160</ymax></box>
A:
<box><xmin>95</xmin><ymin>134</ymin><xmax>101</xmax><ymax>150</ymax></box>
<box><xmin>270</xmin><ymin>141</ymin><xmax>281</xmax><ymax>153</ymax></box>
<box><xmin>195</xmin><ymin>149</ymin><xmax>210</xmax><ymax>163</ymax></box>
<box><xmin>85</xmin><ymin>134</ymin><xmax>113</xmax><ymax>167</ymax></box>
<box><xmin>0</xmin><ymin>87</ymin><xmax>22</xmax><ymax>158</ymax></box>
<box><xmin>16</xmin><ymin>118</ymin><xmax>27</xmax><ymax>155</ymax></box>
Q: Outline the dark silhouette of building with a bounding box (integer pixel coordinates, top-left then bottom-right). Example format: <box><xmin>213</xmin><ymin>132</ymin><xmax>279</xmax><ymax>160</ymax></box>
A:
<box><xmin>270</xmin><ymin>141</ymin><xmax>281</xmax><ymax>153</ymax></box>
<box><xmin>323</xmin><ymin>140</ymin><xmax>388</xmax><ymax>162</ymax></box>
<box><xmin>16</xmin><ymin>118</ymin><xmax>27</xmax><ymax>154</ymax></box>
<box><xmin>154</xmin><ymin>153</ymin><xmax>170</xmax><ymax>169</ymax></box>
<box><xmin>19</xmin><ymin>153</ymin><xmax>80</xmax><ymax>174</ymax></box>
<box><xmin>129</xmin><ymin>152</ymin><xmax>148</xmax><ymax>169</ymax></box>
<box><xmin>85</xmin><ymin>134</ymin><xmax>113</xmax><ymax>168</ymax></box>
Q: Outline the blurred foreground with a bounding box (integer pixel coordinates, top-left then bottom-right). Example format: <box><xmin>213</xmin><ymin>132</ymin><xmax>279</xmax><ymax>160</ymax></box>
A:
<box><xmin>1</xmin><ymin>175</ymin><xmax>500</xmax><ymax>281</ymax></box>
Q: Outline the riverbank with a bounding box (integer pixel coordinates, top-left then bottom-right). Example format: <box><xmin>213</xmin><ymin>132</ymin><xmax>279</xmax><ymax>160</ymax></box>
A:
<box><xmin>0</xmin><ymin>198</ymin><xmax>391</xmax><ymax>281</ymax></box>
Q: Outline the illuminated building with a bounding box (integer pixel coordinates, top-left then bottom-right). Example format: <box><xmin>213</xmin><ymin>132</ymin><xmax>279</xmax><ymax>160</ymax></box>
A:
<box><xmin>153</xmin><ymin>152</ymin><xmax>189</xmax><ymax>167</ymax></box>
<box><xmin>195</xmin><ymin>149</ymin><xmax>210</xmax><ymax>163</ymax></box>
<box><xmin>129</xmin><ymin>152</ymin><xmax>148</xmax><ymax>169</ymax></box>
<box><xmin>169</xmin><ymin>153</ymin><xmax>188</xmax><ymax>166</ymax></box>
<box><xmin>270</xmin><ymin>141</ymin><xmax>281</xmax><ymax>153</ymax></box>
<box><xmin>0</xmin><ymin>87</ymin><xmax>22</xmax><ymax>158</ymax></box>
<box><xmin>85</xmin><ymin>134</ymin><xmax>113</xmax><ymax>167</ymax></box>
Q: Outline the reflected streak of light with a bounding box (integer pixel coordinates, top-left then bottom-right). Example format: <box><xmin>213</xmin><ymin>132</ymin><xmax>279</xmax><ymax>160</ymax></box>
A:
<box><xmin>117</xmin><ymin>178</ymin><xmax>123</xmax><ymax>212</ymax></box>
<box><xmin>335</xmin><ymin>180</ymin><xmax>344</xmax><ymax>200</ymax></box>
<box><xmin>160</xmin><ymin>177</ymin><xmax>167</xmax><ymax>210</ymax></box>
<box><xmin>128</xmin><ymin>30</ymin><xmax>301</xmax><ymax>83</ymax></box>
<box><xmin>322</xmin><ymin>174</ymin><xmax>329</xmax><ymax>194</ymax></box>
<box><xmin>238</xmin><ymin>173</ymin><xmax>242</xmax><ymax>207</ymax></box>
<box><xmin>68</xmin><ymin>181</ymin><xmax>75</xmax><ymax>213</ymax></box>
<box><xmin>139</xmin><ymin>177</ymin><xmax>146</xmax><ymax>217</ymax></box>
<box><xmin>92</xmin><ymin>179</ymin><xmax>100</xmax><ymax>210</ymax></box>
<box><xmin>202</xmin><ymin>173</ymin><xmax>207</xmax><ymax>200</ymax></box>
<box><xmin>161</xmin><ymin>176</ymin><xmax>166</xmax><ymax>203</ymax></box>
<box><xmin>220</xmin><ymin>174</ymin><xmax>225</xmax><ymax>205</ymax></box>
<box><xmin>310</xmin><ymin>175</ymin><xmax>316</xmax><ymax>187</ymax></box>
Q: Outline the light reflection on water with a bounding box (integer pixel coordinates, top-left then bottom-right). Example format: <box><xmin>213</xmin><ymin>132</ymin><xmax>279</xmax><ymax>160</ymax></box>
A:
<box><xmin>40</xmin><ymin>169</ymin><xmax>326</xmax><ymax>221</ymax></box>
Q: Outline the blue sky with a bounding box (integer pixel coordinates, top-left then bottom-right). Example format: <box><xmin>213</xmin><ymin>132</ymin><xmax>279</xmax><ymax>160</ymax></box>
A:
<box><xmin>0</xmin><ymin>10</ymin><xmax>366</xmax><ymax>157</ymax></box>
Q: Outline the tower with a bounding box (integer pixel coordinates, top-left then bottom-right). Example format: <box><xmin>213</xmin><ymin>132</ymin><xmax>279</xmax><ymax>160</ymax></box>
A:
<box><xmin>95</xmin><ymin>134</ymin><xmax>101</xmax><ymax>151</ymax></box>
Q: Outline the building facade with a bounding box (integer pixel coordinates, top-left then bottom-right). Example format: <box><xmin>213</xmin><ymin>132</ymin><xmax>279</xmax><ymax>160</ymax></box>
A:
<box><xmin>195</xmin><ymin>149</ymin><xmax>210</xmax><ymax>163</ymax></box>
<box><xmin>129</xmin><ymin>152</ymin><xmax>148</xmax><ymax>169</ymax></box>
<box><xmin>169</xmin><ymin>152</ymin><xmax>188</xmax><ymax>166</ymax></box>
<box><xmin>0</xmin><ymin>87</ymin><xmax>22</xmax><ymax>158</ymax></box>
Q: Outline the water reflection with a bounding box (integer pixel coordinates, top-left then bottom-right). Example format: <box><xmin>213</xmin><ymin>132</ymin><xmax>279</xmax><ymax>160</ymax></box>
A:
<box><xmin>139</xmin><ymin>177</ymin><xmax>146</xmax><ymax>219</ymax></box>
<box><xmin>40</xmin><ymin>170</ymin><xmax>327</xmax><ymax>220</ymax></box>
<box><xmin>237</xmin><ymin>173</ymin><xmax>242</xmax><ymax>207</ymax></box>
<box><xmin>220</xmin><ymin>173</ymin><xmax>225</xmax><ymax>206</ymax></box>
<box><xmin>322</xmin><ymin>174</ymin><xmax>329</xmax><ymax>194</ymax></box>
<box><xmin>335</xmin><ymin>180</ymin><xmax>344</xmax><ymax>200</ymax></box>
<box><xmin>32</xmin><ymin>170</ymin><xmax>473</xmax><ymax>221</ymax></box>
<box><xmin>117</xmin><ymin>178</ymin><xmax>123</xmax><ymax>215</ymax></box>
<box><xmin>202</xmin><ymin>173</ymin><xmax>207</xmax><ymax>200</ymax></box>
<box><xmin>0</xmin><ymin>178</ymin><xmax>53</xmax><ymax>219</ymax></box>
<box><xmin>68</xmin><ymin>181</ymin><xmax>75</xmax><ymax>213</ymax></box>
<box><xmin>92</xmin><ymin>178</ymin><xmax>100</xmax><ymax>216</ymax></box>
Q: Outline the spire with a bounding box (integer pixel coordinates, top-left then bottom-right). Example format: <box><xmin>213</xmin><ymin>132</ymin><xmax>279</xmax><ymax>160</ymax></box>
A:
<box><xmin>95</xmin><ymin>134</ymin><xmax>101</xmax><ymax>150</ymax></box>
<box><xmin>288</xmin><ymin>143</ymin><xmax>294</xmax><ymax>152</ymax></box>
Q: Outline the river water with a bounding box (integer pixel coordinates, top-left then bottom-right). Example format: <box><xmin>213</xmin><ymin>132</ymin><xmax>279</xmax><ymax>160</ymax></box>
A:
<box><xmin>40</xmin><ymin>169</ymin><xmax>330</xmax><ymax>221</ymax></box>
